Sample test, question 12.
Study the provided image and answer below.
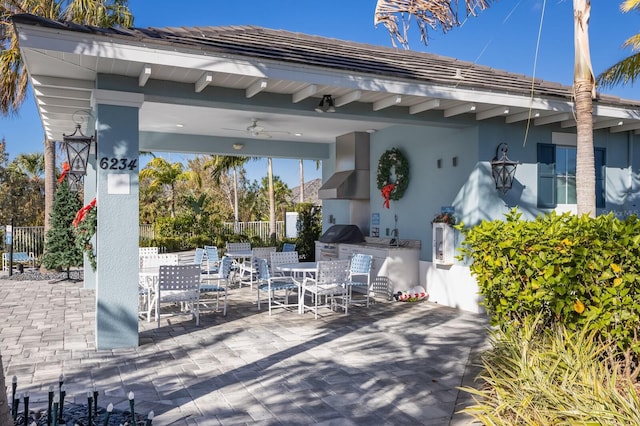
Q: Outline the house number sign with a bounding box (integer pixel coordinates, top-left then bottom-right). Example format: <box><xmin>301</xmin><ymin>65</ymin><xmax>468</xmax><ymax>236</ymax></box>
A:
<box><xmin>99</xmin><ymin>157</ymin><xmax>138</xmax><ymax>171</ymax></box>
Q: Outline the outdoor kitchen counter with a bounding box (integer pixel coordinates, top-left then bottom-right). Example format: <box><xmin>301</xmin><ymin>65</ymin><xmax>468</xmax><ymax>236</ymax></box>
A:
<box><xmin>338</xmin><ymin>239</ymin><xmax>421</xmax><ymax>298</ymax></box>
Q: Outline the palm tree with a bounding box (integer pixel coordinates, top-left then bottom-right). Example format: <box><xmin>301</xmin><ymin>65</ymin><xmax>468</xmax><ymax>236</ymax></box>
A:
<box><xmin>139</xmin><ymin>157</ymin><xmax>198</xmax><ymax>218</ymax></box>
<box><xmin>0</xmin><ymin>0</ymin><xmax>134</xmax><ymax>235</ymax></box>
<box><xmin>596</xmin><ymin>1</ymin><xmax>640</xmax><ymax>88</ymax></box>
<box><xmin>374</xmin><ymin>0</ymin><xmax>597</xmax><ymax>216</ymax></box>
<box><xmin>204</xmin><ymin>155</ymin><xmax>254</xmax><ymax>232</ymax></box>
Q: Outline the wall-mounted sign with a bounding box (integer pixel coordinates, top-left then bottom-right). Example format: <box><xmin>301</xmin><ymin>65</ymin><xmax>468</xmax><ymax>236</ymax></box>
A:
<box><xmin>371</xmin><ymin>213</ymin><xmax>380</xmax><ymax>226</ymax></box>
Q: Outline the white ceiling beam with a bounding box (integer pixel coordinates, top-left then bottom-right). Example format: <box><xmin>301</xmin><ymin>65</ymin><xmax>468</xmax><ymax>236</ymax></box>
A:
<box><xmin>37</xmin><ymin>97</ymin><xmax>91</xmax><ymax>109</ymax></box>
<box><xmin>39</xmin><ymin>105</ymin><xmax>86</xmax><ymax>114</ymax></box>
<box><xmin>593</xmin><ymin>118</ymin><xmax>625</xmax><ymax>130</ymax></box>
<box><xmin>335</xmin><ymin>90</ymin><xmax>362</xmax><ymax>107</ymax></box>
<box><xmin>194</xmin><ymin>72</ymin><xmax>213</xmax><ymax>93</ymax></box>
<box><xmin>138</xmin><ymin>64</ymin><xmax>151</xmax><ymax>87</ymax></box>
<box><xmin>534</xmin><ymin>113</ymin><xmax>572</xmax><ymax>126</ymax></box>
<box><xmin>476</xmin><ymin>106</ymin><xmax>510</xmax><ymax>121</ymax></box>
<box><xmin>292</xmin><ymin>84</ymin><xmax>317</xmax><ymax>103</ymax></box>
<box><xmin>611</xmin><ymin>122</ymin><xmax>640</xmax><ymax>133</ymax></box>
<box><xmin>373</xmin><ymin>95</ymin><xmax>402</xmax><ymax>111</ymax></box>
<box><xmin>505</xmin><ymin>110</ymin><xmax>541</xmax><ymax>123</ymax></box>
<box><xmin>33</xmin><ymin>87</ymin><xmax>91</xmax><ymax>100</ymax></box>
<box><xmin>560</xmin><ymin>119</ymin><xmax>577</xmax><ymax>128</ymax></box>
<box><xmin>246</xmin><ymin>79</ymin><xmax>268</xmax><ymax>98</ymax></box>
<box><xmin>443</xmin><ymin>102</ymin><xmax>476</xmax><ymax>117</ymax></box>
<box><xmin>30</xmin><ymin>75</ymin><xmax>94</xmax><ymax>90</ymax></box>
<box><xmin>409</xmin><ymin>99</ymin><xmax>440</xmax><ymax>115</ymax></box>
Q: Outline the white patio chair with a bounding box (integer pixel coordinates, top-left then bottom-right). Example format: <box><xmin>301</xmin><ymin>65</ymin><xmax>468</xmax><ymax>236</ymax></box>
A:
<box><xmin>199</xmin><ymin>256</ymin><xmax>232</xmax><ymax>316</ymax></box>
<box><xmin>343</xmin><ymin>253</ymin><xmax>373</xmax><ymax>314</ymax></box>
<box><xmin>237</xmin><ymin>247</ymin><xmax>276</xmax><ymax>288</ymax></box>
<box><xmin>139</xmin><ymin>253</ymin><xmax>179</xmax><ymax>321</ymax></box>
<box><xmin>270</xmin><ymin>251</ymin><xmax>300</xmax><ymax>278</ymax></box>
<box><xmin>203</xmin><ymin>246</ymin><xmax>220</xmax><ymax>275</ymax></box>
<box><xmin>156</xmin><ymin>264</ymin><xmax>201</xmax><ymax>328</ymax></box>
<box><xmin>256</xmin><ymin>258</ymin><xmax>299</xmax><ymax>315</ymax></box>
<box><xmin>139</xmin><ymin>247</ymin><xmax>159</xmax><ymax>256</ymax></box>
<box><xmin>226</xmin><ymin>242</ymin><xmax>251</xmax><ymax>253</ymax></box>
<box><xmin>301</xmin><ymin>260</ymin><xmax>349</xmax><ymax>319</ymax></box>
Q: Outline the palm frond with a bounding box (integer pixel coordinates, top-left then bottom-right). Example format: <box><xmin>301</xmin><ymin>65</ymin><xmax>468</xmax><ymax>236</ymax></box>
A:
<box><xmin>596</xmin><ymin>52</ymin><xmax>640</xmax><ymax>89</ymax></box>
<box><xmin>374</xmin><ymin>0</ymin><xmax>494</xmax><ymax>48</ymax></box>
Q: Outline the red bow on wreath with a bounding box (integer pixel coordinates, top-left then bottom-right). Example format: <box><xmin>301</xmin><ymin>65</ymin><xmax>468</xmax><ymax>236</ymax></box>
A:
<box><xmin>73</xmin><ymin>198</ymin><xmax>97</xmax><ymax>227</ymax></box>
<box><xmin>381</xmin><ymin>183</ymin><xmax>395</xmax><ymax>209</ymax></box>
<box><xmin>57</xmin><ymin>162</ymin><xmax>70</xmax><ymax>184</ymax></box>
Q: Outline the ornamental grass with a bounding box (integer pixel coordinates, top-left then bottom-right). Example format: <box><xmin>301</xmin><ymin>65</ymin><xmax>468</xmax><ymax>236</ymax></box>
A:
<box><xmin>460</xmin><ymin>315</ymin><xmax>640</xmax><ymax>425</ymax></box>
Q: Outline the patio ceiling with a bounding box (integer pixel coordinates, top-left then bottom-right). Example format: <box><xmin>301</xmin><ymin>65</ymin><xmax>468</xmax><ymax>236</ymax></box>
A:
<box><xmin>13</xmin><ymin>14</ymin><xmax>640</xmax><ymax>158</ymax></box>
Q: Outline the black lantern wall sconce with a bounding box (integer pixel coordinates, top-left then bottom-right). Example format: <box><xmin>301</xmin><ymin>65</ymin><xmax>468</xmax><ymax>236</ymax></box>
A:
<box><xmin>62</xmin><ymin>123</ymin><xmax>95</xmax><ymax>190</ymax></box>
<box><xmin>490</xmin><ymin>143</ymin><xmax>518</xmax><ymax>194</ymax></box>
<box><xmin>315</xmin><ymin>95</ymin><xmax>336</xmax><ymax>113</ymax></box>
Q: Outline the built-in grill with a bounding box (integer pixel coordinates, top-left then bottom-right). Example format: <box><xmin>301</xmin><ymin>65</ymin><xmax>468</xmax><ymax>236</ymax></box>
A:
<box><xmin>315</xmin><ymin>225</ymin><xmax>365</xmax><ymax>261</ymax></box>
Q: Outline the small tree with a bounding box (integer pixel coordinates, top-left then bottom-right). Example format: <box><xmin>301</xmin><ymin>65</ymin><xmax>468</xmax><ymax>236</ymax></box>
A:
<box><xmin>41</xmin><ymin>179</ymin><xmax>84</xmax><ymax>279</ymax></box>
<box><xmin>295</xmin><ymin>203</ymin><xmax>322</xmax><ymax>261</ymax></box>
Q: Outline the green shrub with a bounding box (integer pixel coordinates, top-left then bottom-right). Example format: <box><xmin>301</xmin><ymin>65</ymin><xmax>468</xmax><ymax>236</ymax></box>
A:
<box><xmin>461</xmin><ymin>316</ymin><xmax>640</xmax><ymax>425</ymax></box>
<box><xmin>458</xmin><ymin>209</ymin><xmax>640</xmax><ymax>361</ymax></box>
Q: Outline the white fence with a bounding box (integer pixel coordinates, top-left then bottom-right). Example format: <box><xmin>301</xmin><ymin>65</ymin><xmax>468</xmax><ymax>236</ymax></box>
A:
<box><xmin>4</xmin><ymin>221</ymin><xmax>286</xmax><ymax>258</ymax></box>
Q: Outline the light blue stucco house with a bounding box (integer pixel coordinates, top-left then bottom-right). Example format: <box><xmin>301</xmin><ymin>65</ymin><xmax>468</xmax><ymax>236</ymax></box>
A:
<box><xmin>12</xmin><ymin>14</ymin><xmax>640</xmax><ymax>349</ymax></box>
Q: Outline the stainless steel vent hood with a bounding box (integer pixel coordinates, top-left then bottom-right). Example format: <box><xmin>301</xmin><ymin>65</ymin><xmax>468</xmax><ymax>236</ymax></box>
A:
<box><xmin>319</xmin><ymin>132</ymin><xmax>370</xmax><ymax>200</ymax></box>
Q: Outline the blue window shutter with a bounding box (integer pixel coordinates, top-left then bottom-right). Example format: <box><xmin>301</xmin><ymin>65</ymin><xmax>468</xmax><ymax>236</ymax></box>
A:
<box><xmin>538</xmin><ymin>143</ymin><xmax>556</xmax><ymax>208</ymax></box>
<box><xmin>595</xmin><ymin>148</ymin><xmax>606</xmax><ymax>208</ymax></box>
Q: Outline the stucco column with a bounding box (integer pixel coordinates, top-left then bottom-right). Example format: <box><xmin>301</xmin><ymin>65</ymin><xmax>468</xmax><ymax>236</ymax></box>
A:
<box><xmin>92</xmin><ymin>89</ymin><xmax>144</xmax><ymax>349</ymax></box>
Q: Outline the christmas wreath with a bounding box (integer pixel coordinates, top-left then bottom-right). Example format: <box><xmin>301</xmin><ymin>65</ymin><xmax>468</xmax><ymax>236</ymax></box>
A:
<box><xmin>74</xmin><ymin>198</ymin><xmax>97</xmax><ymax>271</ymax></box>
<box><xmin>376</xmin><ymin>147</ymin><xmax>409</xmax><ymax>208</ymax></box>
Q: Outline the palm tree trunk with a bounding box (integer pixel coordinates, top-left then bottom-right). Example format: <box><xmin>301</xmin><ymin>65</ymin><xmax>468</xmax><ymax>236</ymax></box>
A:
<box><xmin>0</xmin><ymin>355</ymin><xmax>11</xmax><ymax>425</ymax></box>
<box><xmin>268</xmin><ymin>157</ymin><xmax>276</xmax><ymax>243</ymax></box>
<box><xmin>44</xmin><ymin>137</ymin><xmax>55</xmax><ymax>233</ymax></box>
<box><xmin>574</xmin><ymin>0</ymin><xmax>596</xmax><ymax>217</ymax></box>
<box><xmin>299</xmin><ymin>159</ymin><xmax>304</xmax><ymax>203</ymax></box>
<box><xmin>233</xmin><ymin>166</ymin><xmax>239</xmax><ymax>233</ymax></box>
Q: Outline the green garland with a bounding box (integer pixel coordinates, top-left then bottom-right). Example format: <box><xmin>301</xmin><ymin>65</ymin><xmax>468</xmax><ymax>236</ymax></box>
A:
<box><xmin>376</xmin><ymin>147</ymin><xmax>410</xmax><ymax>201</ymax></box>
<box><xmin>74</xmin><ymin>200</ymin><xmax>97</xmax><ymax>271</ymax></box>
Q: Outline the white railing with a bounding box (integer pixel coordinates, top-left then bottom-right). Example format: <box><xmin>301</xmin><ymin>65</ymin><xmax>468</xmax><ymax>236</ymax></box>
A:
<box><xmin>222</xmin><ymin>221</ymin><xmax>285</xmax><ymax>240</ymax></box>
<box><xmin>2</xmin><ymin>221</ymin><xmax>286</xmax><ymax>258</ymax></box>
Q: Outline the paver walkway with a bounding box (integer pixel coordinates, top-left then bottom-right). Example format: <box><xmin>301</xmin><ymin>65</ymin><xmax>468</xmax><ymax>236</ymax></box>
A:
<box><xmin>0</xmin><ymin>274</ymin><xmax>489</xmax><ymax>425</ymax></box>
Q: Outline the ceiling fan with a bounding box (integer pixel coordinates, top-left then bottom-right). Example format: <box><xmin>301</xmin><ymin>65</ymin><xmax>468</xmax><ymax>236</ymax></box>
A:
<box><xmin>223</xmin><ymin>119</ymin><xmax>289</xmax><ymax>139</ymax></box>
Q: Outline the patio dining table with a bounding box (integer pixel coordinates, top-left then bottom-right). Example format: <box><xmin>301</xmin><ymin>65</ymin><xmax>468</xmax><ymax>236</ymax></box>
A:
<box><xmin>226</xmin><ymin>250</ymin><xmax>254</xmax><ymax>287</ymax></box>
<box><xmin>275</xmin><ymin>262</ymin><xmax>317</xmax><ymax>313</ymax></box>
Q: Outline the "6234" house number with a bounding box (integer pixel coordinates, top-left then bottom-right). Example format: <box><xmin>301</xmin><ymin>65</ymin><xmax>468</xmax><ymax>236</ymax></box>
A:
<box><xmin>99</xmin><ymin>157</ymin><xmax>138</xmax><ymax>171</ymax></box>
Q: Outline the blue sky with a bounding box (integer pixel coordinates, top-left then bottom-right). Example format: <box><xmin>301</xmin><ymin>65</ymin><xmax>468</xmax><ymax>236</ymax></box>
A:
<box><xmin>1</xmin><ymin>0</ymin><xmax>638</xmax><ymax>187</ymax></box>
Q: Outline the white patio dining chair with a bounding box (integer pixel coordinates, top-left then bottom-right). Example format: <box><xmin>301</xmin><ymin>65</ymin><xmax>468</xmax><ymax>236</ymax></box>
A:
<box><xmin>156</xmin><ymin>264</ymin><xmax>201</xmax><ymax>328</ymax></box>
<box><xmin>203</xmin><ymin>246</ymin><xmax>220</xmax><ymax>275</ymax></box>
<box><xmin>256</xmin><ymin>258</ymin><xmax>299</xmax><ymax>315</ymax></box>
<box><xmin>343</xmin><ymin>253</ymin><xmax>373</xmax><ymax>314</ymax></box>
<box><xmin>139</xmin><ymin>253</ymin><xmax>179</xmax><ymax>322</ymax></box>
<box><xmin>301</xmin><ymin>260</ymin><xmax>350</xmax><ymax>319</ymax></box>
<box><xmin>139</xmin><ymin>246</ymin><xmax>159</xmax><ymax>256</ymax></box>
<box><xmin>237</xmin><ymin>247</ymin><xmax>276</xmax><ymax>288</ymax></box>
<box><xmin>270</xmin><ymin>251</ymin><xmax>300</xmax><ymax>278</ymax></box>
<box><xmin>199</xmin><ymin>256</ymin><xmax>232</xmax><ymax>316</ymax></box>
<box><xmin>226</xmin><ymin>242</ymin><xmax>251</xmax><ymax>253</ymax></box>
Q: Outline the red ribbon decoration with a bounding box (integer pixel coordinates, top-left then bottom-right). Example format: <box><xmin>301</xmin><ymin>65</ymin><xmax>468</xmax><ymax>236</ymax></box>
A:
<box><xmin>73</xmin><ymin>198</ymin><xmax>97</xmax><ymax>227</ymax></box>
<box><xmin>381</xmin><ymin>183</ymin><xmax>396</xmax><ymax>209</ymax></box>
<box><xmin>57</xmin><ymin>162</ymin><xmax>70</xmax><ymax>184</ymax></box>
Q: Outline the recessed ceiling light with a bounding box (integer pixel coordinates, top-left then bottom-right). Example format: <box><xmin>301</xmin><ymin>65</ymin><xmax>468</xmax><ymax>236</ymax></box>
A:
<box><xmin>176</xmin><ymin>123</ymin><xmax>184</xmax><ymax>128</ymax></box>
<box><xmin>294</xmin><ymin>132</ymin><xmax>303</xmax><ymax>137</ymax></box>
<box><xmin>365</xmin><ymin>129</ymin><xmax>377</xmax><ymax>134</ymax></box>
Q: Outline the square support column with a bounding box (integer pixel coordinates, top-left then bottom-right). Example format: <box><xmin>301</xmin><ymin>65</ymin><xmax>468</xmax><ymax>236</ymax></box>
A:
<box><xmin>93</xmin><ymin>90</ymin><xmax>144</xmax><ymax>349</ymax></box>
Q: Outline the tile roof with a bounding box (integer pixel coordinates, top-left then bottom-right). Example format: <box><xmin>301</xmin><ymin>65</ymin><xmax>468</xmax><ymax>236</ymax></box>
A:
<box><xmin>11</xmin><ymin>14</ymin><xmax>640</xmax><ymax>108</ymax></box>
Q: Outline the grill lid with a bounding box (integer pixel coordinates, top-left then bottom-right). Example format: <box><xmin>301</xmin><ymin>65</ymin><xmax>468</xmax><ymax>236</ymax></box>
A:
<box><xmin>318</xmin><ymin>224</ymin><xmax>365</xmax><ymax>243</ymax></box>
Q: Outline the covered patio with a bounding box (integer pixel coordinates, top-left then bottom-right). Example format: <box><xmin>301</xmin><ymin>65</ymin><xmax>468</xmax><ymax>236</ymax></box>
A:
<box><xmin>0</xmin><ymin>271</ymin><xmax>488</xmax><ymax>425</ymax></box>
